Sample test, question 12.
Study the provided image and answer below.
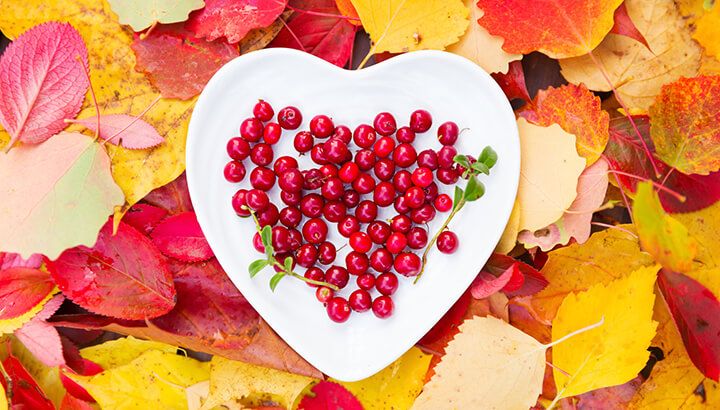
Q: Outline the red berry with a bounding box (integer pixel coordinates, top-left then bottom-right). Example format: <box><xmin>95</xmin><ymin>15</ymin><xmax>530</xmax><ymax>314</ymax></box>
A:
<box><xmin>346</xmin><ymin>251</ymin><xmax>370</xmax><ymax>275</ymax></box>
<box><xmin>394</xmin><ymin>252</ymin><xmax>421</xmax><ymax>276</ymax></box>
<box><xmin>438</xmin><ymin>146</ymin><xmax>457</xmax><ymax>169</ymax></box>
<box><xmin>294</xmin><ymin>131</ymin><xmax>314</xmax><ymax>152</ymax></box>
<box><xmin>437</xmin><ymin>121</ymin><xmax>459</xmax><ymax>145</ymax></box>
<box><xmin>386</xmin><ymin>232</ymin><xmax>407</xmax><ymax>254</ymax></box>
<box><xmin>373</xmin><ymin>181</ymin><xmax>395</xmax><ymax>207</ymax></box>
<box><xmin>370</xmin><ymin>248</ymin><xmax>393</xmax><ymax>272</ymax></box>
<box><xmin>374</xmin><ymin>136</ymin><xmax>395</xmax><ymax>158</ymax></box>
<box><xmin>410</xmin><ymin>203</ymin><xmax>436</xmax><ymax>224</ymax></box>
<box><xmin>302</xmin><ymin>218</ymin><xmax>328</xmax><ymax>244</ymax></box>
<box><xmin>326</xmin><ymin>266</ymin><xmax>349</xmax><ymax>288</ymax></box>
<box><xmin>352</xmin><ymin>173</ymin><xmax>376</xmax><ymax>194</ymax></box>
<box><xmin>316</xmin><ymin>286</ymin><xmax>333</xmax><ymax>303</ymax></box>
<box><xmin>271</xmin><ymin>226</ymin><xmax>291</xmax><ymax>252</ymax></box>
<box><xmin>253</xmin><ymin>100</ymin><xmax>274</xmax><ymax>121</ymax></box>
<box><xmin>411</xmin><ymin>167</ymin><xmax>434</xmax><ymax>188</ymax></box>
<box><xmin>302</xmin><ymin>168</ymin><xmax>325</xmax><ymax>190</ymax></box>
<box><xmin>256</xmin><ymin>203</ymin><xmax>279</xmax><ymax>227</ymax></box>
<box><xmin>354</xmin><ymin>149</ymin><xmax>376</xmax><ymax>171</ymax></box>
<box><xmin>372</xmin><ymin>296</ymin><xmax>394</xmax><ymax>318</ymax></box>
<box><xmin>281</xmin><ymin>190</ymin><xmax>301</xmax><ymax>206</ymax></box>
<box><xmin>404</xmin><ymin>186</ymin><xmax>426</xmax><ymax>209</ymax></box>
<box><xmin>310</xmin><ymin>115</ymin><xmax>335</xmax><ymax>138</ymax></box>
<box><xmin>245</xmin><ymin>189</ymin><xmax>269</xmax><ymax>211</ymax></box>
<box><xmin>349</xmin><ymin>289</ymin><xmax>372</xmax><ymax>312</ymax></box>
<box><xmin>407</xmin><ymin>227</ymin><xmax>428</xmax><ymax>249</ymax></box>
<box><xmin>323</xmin><ymin>138</ymin><xmax>349</xmax><ymax>164</ymax></box>
<box><xmin>279</xmin><ymin>206</ymin><xmax>302</xmax><ymax>228</ymax></box>
<box><xmin>353</xmin><ymin>124</ymin><xmax>376</xmax><ymax>148</ymax></box>
<box><xmin>249</xmin><ymin>166</ymin><xmax>275</xmax><ymax>190</ymax></box>
<box><xmin>394</xmin><ymin>196</ymin><xmax>410</xmax><ymax>214</ymax></box>
<box><xmin>250</xmin><ymin>143</ymin><xmax>274</xmax><ymax>166</ymax></box>
<box><xmin>304</xmin><ymin>266</ymin><xmax>324</xmax><ymax>284</ymax></box>
<box><xmin>393</xmin><ymin>143</ymin><xmax>417</xmax><ymax>168</ymax></box>
<box><xmin>368</xmin><ymin>221</ymin><xmax>391</xmax><ymax>244</ymax></box>
<box><xmin>355</xmin><ymin>200</ymin><xmax>378</xmax><ymax>223</ymax></box>
<box><xmin>393</xmin><ymin>170</ymin><xmax>413</xmax><ymax>193</ymax></box>
<box><xmin>263</xmin><ymin>122</ymin><xmax>282</xmax><ymax>144</ymax></box>
<box><xmin>424</xmin><ymin>182</ymin><xmax>439</xmax><ymax>202</ymax></box>
<box><xmin>349</xmin><ymin>232</ymin><xmax>372</xmax><ymax>253</ymax></box>
<box><xmin>375</xmin><ymin>273</ymin><xmax>398</xmax><ymax>295</ymax></box>
<box><xmin>231</xmin><ymin>189</ymin><xmax>250</xmax><ymax>217</ymax></box>
<box><xmin>323</xmin><ymin>201</ymin><xmax>347</xmax><ymax>223</ymax></box>
<box><xmin>300</xmin><ymin>193</ymin><xmax>324</xmax><ymax>218</ymax></box>
<box><xmin>253</xmin><ymin>232</ymin><xmax>265</xmax><ymax>253</ymax></box>
<box><xmin>320</xmin><ymin>164</ymin><xmax>338</xmax><ymax>179</ymax></box>
<box><xmin>417</xmin><ymin>149</ymin><xmax>439</xmax><ymax>170</ymax></box>
<box><xmin>287</xmin><ymin>228</ymin><xmax>302</xmax><ymax>250</ymax></box>
<box><xmin>437</xmin><ymin>231</ymin><xmax>459</xmax><ymax>254</ymax></box>
<box><xmin>373</xmin><ymin>112</ymin><xmax>397</xmax><ymax>136</ymax></box>
<box><xmin>327</xmin><ymin>296</ymin><xmax>351</xmax><ymax>322</ymax></box>
<box><xmin>390</xmin><ymin>214</ymin><xmax>412</xmax><ymax>233</ymax></box>
<box><xmin>339</xmin><ymin>162</ymin><xmax>360</xmax><ymax>183</ymax></box>
<box><xmin>227</xmin><ymin>137</ymin><xmax>250</xmax><ymax>160</ymax></box>
<box><xmin>224</xmin><ymin>160</ymin><xmax>246</xmax><ymax>183</ymax></box>
<box><xmin>333</xmin><ymin>125</ymin><xmax>352</xmax><ymax>144</ymax></box>
<box><xmin>357</xmin><ymin>273</ymin><xmax>376</xmax><ymax>290</ymax></box>
<box><xmin>296</xmin><ymin>244</ymin><xmax>318</xmax><ymax>268</ymax></box>
<box><xmin>278</xmin><ymin>106</ymin><xmax>302</xmax><ymax>130</ymax></box>
<box><xmin>434</xmin><ymin>194</ymin><xmax>453</xmax><ymax>212</ymax></box>
<box><xmin>240</xmin><ymin>117</ymin><xmax>264</xmax><ymax>142</ymax></box>
<box><xmin>274</xmin><ymin>156</ymin><xmax>298</xmax><ymax>175</ymax></box>
<box><xmin>409</xmin><ymin>109</ymin><xmax>432</xmax><ymax>132</ymax></box>
<box><xmin>338</xmin><ymin>215</ymin><xmax>360</xmax><ymax>237</ymax></box>
<box><xmin>342</xmin><ymin>190</ymin><xmax>360</xmax><ymax>208</ymax></box>
<box><xmin>317</xmin><ymin>241</ymin><xmax>337</xmax><ymax>265</ymax></box>
<box><xmin>396</xmin><ymin>126</ymin><xmax>415</xmax><ymax>143</ymax></box>
<box><xmin>437</xmin><ymin>168</ymin><xmax>459</xmax><ymax>185</ymax></box>
<box><xmin>374</xmin><ymin>158</ymin><xmax>395</xmax><ymax>181</ymax></box>
<box><xmin>311</xmin><ymin>144</ymin><xmax>328</xmax><ymax>165</ymax></box>
<box><xmin>321</xmin><ymin>177</ymin><xmax>344</xmax><ymax>200</ymax></box>
<box><xmin>278</xmin><ymin>168</ymin><xmax>304</xmax><ymax>193</ymax></box>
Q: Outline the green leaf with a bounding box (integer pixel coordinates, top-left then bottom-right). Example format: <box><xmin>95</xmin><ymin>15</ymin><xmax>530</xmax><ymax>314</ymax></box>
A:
<box><xmin>261</xmin><ymin>225</ymin><xmax>274</xmax><ymax>257</ymax></box>
<box><xmin>269</xmin><ymin>273</ymin><xmax>285</xmax><ymax>292</ymax></box>
<box><xmin>471</xmin><ymin>162</ymin><xmax>490</xmax><ymax>175</ymax></box>
<box><xmin>479</xmin><ymin>146</ymin><xmax>498</xmax><ymax>169</ymax></box>
<box><xmin>464</xmin><ymin>176</ymin><xmax>485</xmax><ymax>201</ymax></box>
<box><xmin>248</xmin><ymin>259</ymin><xmax>268</xmax><ymax>277</ymax></box>
<box><xmin>453</xmin><ymin>186</ymin><xmax>464</xmax><ymax>212</ymax></box>
<box><xmin>284</xmin><ymin>256</ymin><xmax>293</xmax><ymax>272</ymax></box>
<box><xmin>453</xmin><ymin>155</ymin><xmax>470</xmax><ymax>168</ymax></box>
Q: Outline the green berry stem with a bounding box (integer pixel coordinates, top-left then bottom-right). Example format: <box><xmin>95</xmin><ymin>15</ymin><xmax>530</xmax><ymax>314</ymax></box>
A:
<box><xmin>413</xmin><ymin>196</ymin><xmax>466</xmax><ymax>284</ymax></box>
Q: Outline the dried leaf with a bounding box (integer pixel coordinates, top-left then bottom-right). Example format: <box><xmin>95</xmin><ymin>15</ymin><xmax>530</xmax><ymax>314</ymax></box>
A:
<box><xmin>71</xmin><ymin>114</ymin><xmax>165</xmax><ymax>149</ymax></box>
<box><xmin>186</xmin><ymin>0</ymin><xmax>289</xmax><ymax>43</ymax></box>
<box><xmin>150</xmin><ymin>212</ymin><xmax>213</xmax><ymax>262</ymax></box>
<box><xmin>107</xmin><ymin>0</ymin><xmax>205</xmax><ymax>31</ymax></box>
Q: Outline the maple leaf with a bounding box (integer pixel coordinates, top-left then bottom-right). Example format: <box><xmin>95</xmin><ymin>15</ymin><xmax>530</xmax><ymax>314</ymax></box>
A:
<box><xmin>298</xmin><ymin>381</ymin><xmax>363</xmax><ymax>410</ymax></box>
<box><xmin>413</xmin><ymin>316</ymin><xmax>546</xmax><ymax>409</ymax></box>
<box><xmin>186</xmin><ymin>0</ymin><xmax>289</xmax><ymax>43</ymax></box>
<box><xmin>47</xmin><ymin>220</ymin><xmax>176</xmax><ymax>320</ymax></box>
<box><xmin>122</xmin><ymin>203</ymin><xmax>168</xmax><ymax>235</ymax></box>
<box><xmin>560</xmin><ymin>0</ymin><xmax>701</xmax><ymax>111</ymax></box>
<box><xmin>107</xmin><ymin>0</ymin><xmax>205</xmax><ymax>31</ymax></box>
<box><xmin>0</xmin><ymin>22</ymin><xmax>88</xmax><ymax>150</ymax></box>
<box><xmin>0</xmin><ymin>354</ymin><xmax>55</xmax><ymax>409</ymax></box>
<box><xmin>633</xmin><ymin>181</ymin><xmax>697</xmax><ymax>273</ymax></box>
<box><xmin>0</xmin><ymin>132</ymin><xmax>124</xmax><ymax>259</ymax></box>
<box><xmin>658</xmin><ymin>269</ymin><xmax>720</xmax><ymax>381</ymax></box>
<box><xmin>332</xmin><ymin>347</ymin><xmax>431</xmax><ymax>410</ymax></box>
<box><xmin>132</xmin><ymin>24</ymin><xmax>239</xmax><ymax>100</ymax></box>
<box><xmin>268</xmin><ymin>0</ymin><xmax>357</xmax><ymax>67</ymax></box>
<box><xmin>150</xmin><ymin>211</ymin><xmax>213</xmax><ymax>262</ymax></box>
<box><xmin>350</xmin><ymin>0</ymin><xmax>469</xmax><ymax>63</ymax></box>
<box><xmin>520</xmin><ymin>83</ymin><xmax>610</xmax><ymax>165</ymax></box>
<box><xmin>446</xmin><ymin>0</ymin><xmax>520</xmax><ymax>74</ymax></box>
<box><xmin>649</xmin><ymin>75</ymin><xmax>720</xmax><ymax>176</ymax></box>
<box><xmin>551</xmin><ymin>264</ymin><xmax>658</xmax><ymax>398</ymax></box>
<box><xmin>476</xmin><ymin>0</ymin><xmax>622</xmax><ymax>58</ymax></box>
<box><xmin>515</xmin><ymin>118</ymin><xmax>587</xmax><ymax>232</ymax></box>
<box><xmin>69</xmin><ymin>114</ymin><xmax>165</xmax><ymax>149</ymax></box>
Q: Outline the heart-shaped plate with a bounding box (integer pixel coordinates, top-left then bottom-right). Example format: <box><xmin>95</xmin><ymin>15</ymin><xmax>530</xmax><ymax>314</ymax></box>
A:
<box><xmin>186</xmin><ymin>48</ymin><xmax>519</xmax><ymax>381</ymax></box>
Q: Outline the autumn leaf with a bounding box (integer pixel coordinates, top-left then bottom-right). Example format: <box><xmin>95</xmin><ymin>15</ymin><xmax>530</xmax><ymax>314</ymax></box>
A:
<box><xmin>239</xmin><ymin>11</ymin><xmax>289</xmax><ymax>54</ymax></box>
<box><xmin>490</xmin><ymin>60</ymin><xmax>531</xmax><ymax>103</ymax></box>
<box><xmin>516</xmin><ymin>118</ymin><xmax>587</xmax><ymax>232</ymax></box>
<box><xmin>560</xmin><ymin>0</ymin><xmax>701</xmax><ymax>111</ymax></box>
<box><xmin>79</xmin><ymin>336</ymin><xmax>177</xmax><ymax>369</ymax></box>
<box><xmin>132</xmin><ymin>23</ymin><xmax>239</xmax><ymax>100</ymax></box>
<box><xmin>474</xmin><ymin>253</ymin><xmax>548</xmax><ymax>298</ymax></box>
<box><xmin>446</xmin><ymin>0</ymin><xmax>520</xmax><ymax>74</ymax></box>
<box><xmin>107</xmin><ymin>0</ymin><xmax>205</xmax><ymax>31</ymax></box>
<box><xmin>48</xmin><ymin>220</ymin><xmax>176</xmax><ymax>320</ymax></box>
<box><xmin>532</xmin><ymin>226</ymin><xmax>655</xmax><ymax>322</ymax></box>
<box><xmin>297</xmin><ymin>381</ymin><xmax>363</xmax><ymax>410</ymax></box>
<box><xmin>335</xmin><ymin>0</ymin><xmax>360</xmax><ymax>25</ymax></box>
<box><xmin>68</xmin><ymin>114</ymin><xmax>165</xmax><ymax>149</ymax></box>
<box><xmin>470</xmin><ymin>263</ymin><xmax>517</xmax><ymax>299</ymax></box>
<box><xmin>0</xmin><ymin>132</ymin><xmax>124</xmax><ymax>259</ymax></box>
<box><xmin>648</xmin><ymin>75</ymin><xmax>720</xmax><ymax>175</ymax></box>
<box><xmin>120</xmin><ymin>203</ymin><xmax>168</xmax><ymax>234</ymax></box>
<box><xmin>693</xmin><ymin>2</ymin><xmax>720</xmax><ymax>62</ymax></box>
<box><xmin>520</xmin><ymin>83</ymin><xmax>610</xmax><ymax>165</ymax></box>
<box><xmin>333</xmin><ymin>347</ymin><xmax>431</xmax><ymax>410</ymax></box>
<box><xmin>0</xmin><ymin>22</ymin><xmax>88</xmax><ymax>149</ymax></box>
<box><xmin>476</xmin><ymin>0</ymin><xmax>622</xmax><ymax>58</ymax></box>
<box><xmin>674</xmin><ymin>200</ymin><xmax>720</xmax><ymax>270</ymax></box>
<box><xmin>0</xmin><ymin>252</ymin><xmax>42</xmax><ymax>270</ymax></box>
<box><xmin>143</xmin><ymin>172</ymin><xmax>194</xmax><ymax>215</ymax></box>
<box><xmin>201</xmin><ymin>356</ymin><xmax>315</xmax><ymax>409</ymax></box>
<box><xmin>350</xmin><ymin>0</ymin><xmax>469</xmax><ymax>61</ymax></box>
<box><xmin>609</xmin><ymin>2</ymin><xmax>649</xmax><ymax>49</ymax></box>
<box><xmin>413</xmin><ymin>316</ymin><xmax>545</xmax><ymax>409</ymax></box>
<box><xmin>0</xmin><ymin>268</ymin><xmax>55</xmax><ymax>321</ymax></box>
<box><xmin>0</xmin><ymin>0</ymin><xmax>196</xmax><ymax>211</ymax></box>
<box><xmin>186</xmin><ymin>0</ymin><xmax>289</xmax><ymax>43</ymax></box>
<box><xmin>14</xmin><ymin>295</ymin><xmax>66</xmax><ymax>367</ymax></box>
<box><xmin>552</xmin><ymin>265</ymin><xmax>658</xmax><ymax>398</ymax></box>
<box><xmin>150</xmin><ymin>212</ymin><xmax>213</xmax><ymax>262</ymax></box>
<box><xmin>0</xmin><ymin>354</ymin><xmax>55</xmax><ymax>409</ymax></box>
<box><xmin>633</xmin><ymin>181</ymin><xmax>697</xmax><ymax>273</ymax></box>
<box><xmin>268</xmin><ymin>0</ymin><xmax>356</xmax><ymax>67</ymax></box>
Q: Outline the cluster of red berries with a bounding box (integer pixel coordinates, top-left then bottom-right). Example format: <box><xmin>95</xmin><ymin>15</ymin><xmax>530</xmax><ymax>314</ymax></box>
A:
<box><xmin>225</xmin><ymin>100</ymin><xmax>464</xmax><ymax>323</ymax></box>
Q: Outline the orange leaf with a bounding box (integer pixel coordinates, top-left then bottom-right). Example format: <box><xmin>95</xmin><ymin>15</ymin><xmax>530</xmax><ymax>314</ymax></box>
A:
<box><xmin>476</xmin><ymin>0</ymin><xmax>623</xmax><ymax>58</ymax></box>
<box><xmin>335</xmin><ymin>0</ymin><xmax>361</xmax><ymax>26</ymax></box>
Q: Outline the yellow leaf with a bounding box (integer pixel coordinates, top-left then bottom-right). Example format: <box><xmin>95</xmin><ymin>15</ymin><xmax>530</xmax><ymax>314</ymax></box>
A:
<box><xmin>0</xmin><ymin>382</ymin><xmax>6</xmax><ymax>410</ymax></box>
<box><xmin>532</xmin><ymin>225</ymin><xmax>655</xmax><ymax>322</ymax></box>
<box><xmin>559</xmin><ymin>0</ymin><xmax>701</xmax><ymax>111</ymax></box>
<box><xmin>412</xmin><ymin>316</ymin><xmax>545</xmax><ymax>409</ymax></box>
<box><xmin>633</xmin><ymin>182</ymin><xmax>697</xmax><ymax>273</ymax></box>
<box><xmin>5</xmin><ymin>336</ymin><xmax>66</xmax><ymax>406</ymax></box>
<box><xmin>0</xmin><ymin>289</ymin><xmax>57</xmax><ymax>334</ymax></box>
<box><xmin>69</xmin><ymin>349</ymin><xmax>209</xmax><ymax>410</ymax></box>
<box><xmin>446</xmin><ymin>0</ymin><xmax>520</xmax><ymax>74</ymax></box>
<box><xmin>628</xmin><ymin>298</ymin><xmax>720</xmax><ymax>409</ymax></box>
<box><xmin>494</xmin><ymin>201</ymin><xmax>520</xmax><ymax>254</ymax></box>
<box><xmin>201</xmin><ymin>357</ymin><xmax>315</xmax><ymax>409</ymax></box>
<box><xmin>334</xmin><ymin>347</ymin><xmax>431</xmax><ymax>410</ymax></box>
<box><xmin>552</xmin><ymin>265</ymin><xmax>659</xmax><ymax>398</ymax></box>
<box><xmin>79</xmin><ymin>336</ymin><xmax>178</xmax><ymax>369</ymax></box>
<box><xmin>694</xmin><ymin>3</ymin><xmax>720</xmax><ymax>62</ymax></box>
<box><xmin>0</xmin><ymin>0</ymin><xmax>195</xmax><ymax>209</ymax></box>
<box><xmin>350</xmin><ymin>0</ymin><xmax>469</xmax><ymax>58</ymax></box>
<box><xmin>674</xmin><ymin>200</ymin><xmax>720</xmax><ymax>270</ymax></box>
<box><xmin>516</xmin><ymin>118</ymin><xmax>586</xmax><ymax>232</ymax></box>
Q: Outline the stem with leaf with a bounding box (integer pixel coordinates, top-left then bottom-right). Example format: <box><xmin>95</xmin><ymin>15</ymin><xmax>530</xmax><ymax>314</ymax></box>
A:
<box><xmin>414</xmin><ymin>146</ymin><xmax>498</xmax><ymax>283</ymax></box>
<box><xmin>247</xmin><ymin>210</ymin><xmax>339</xmax><ymax>291</ymax></box>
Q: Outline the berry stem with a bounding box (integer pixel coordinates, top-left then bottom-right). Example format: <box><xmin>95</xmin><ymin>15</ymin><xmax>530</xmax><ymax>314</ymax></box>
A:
<box><xmin>413</xmin><ymin>196</ymin><xmax>466</xmax><ymax>284</ymax></box>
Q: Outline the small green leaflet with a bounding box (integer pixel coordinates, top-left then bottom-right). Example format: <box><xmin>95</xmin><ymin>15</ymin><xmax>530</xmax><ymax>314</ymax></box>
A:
<box><xmin>270</xmin><ymin>273</ymin><xmax>285</xmax><ymax>291</ymax></box>
<box><xmin>453</xmin><ymin>186</ymin><xmax>464</xmax><ymax>212</ymax></box>
<box><xmin>479</xmin><ymin>146</ymin><xmax>498</xmax><ymax>169</ymax></box>
<box><xmin>284</xmin><ymin>256</ymin><xmax>293</xmax><ymax>272</ymax></box>
<box><xmin>471</xmin><ymin>161</ymin><xmax>490</xmax><ymax>175</ymax></box>
<box><xmin>261</xmin><ymin>225</ymin><xmax>274</xmax><ymax>258</ymax></box>
<box><xmin>249</xmin><ymin>259</ymin><xmax>268</xmax><ymax>277</ymax></box>
<box><xmin>464</xmin><ymin>176</ymin><xmax>485</xmax><ymax>201</ymax></box>
<box><xmin>453</xmin><ymin>154</ymin><xmax>470</xmax><ymax>168</ymax></box>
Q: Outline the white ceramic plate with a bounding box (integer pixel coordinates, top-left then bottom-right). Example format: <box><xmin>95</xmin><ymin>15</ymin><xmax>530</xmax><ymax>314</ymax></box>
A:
<box><xmin>186</xmin><ymin>48</ymin><xmax>519</xmax><ymax>381</ymax></box>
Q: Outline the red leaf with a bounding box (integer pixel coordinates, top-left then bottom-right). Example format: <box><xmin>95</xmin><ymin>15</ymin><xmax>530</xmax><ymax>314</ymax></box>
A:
<box><xmin>0</xmin><ymin>355</ymin><xmax>54</xmax><ymax>410</ymax></box>
<box><xmin>501</xmin><ymin>264</ymin><xmax>526</xmax><ymax>292</ymax></box>
<box><xmin>0</xmin><ymin>252</ymin><xmax>42</xmax><ymax>270</ymax></box>
<box><xmin>143</xmin><ymin>173</ymin><xmax>193</xmax><ymax>215</ymax></box>
<box><xmin>605</xmin><ymin>115</ymin><xmax>720</xmax><ymax>213</ymax></box>
<box><xmin>60</xmin><ymin>394</ymin><xmax>95</xmax><ymax>410</ymax></box>
<box><xmin>0</xmin><ymin>267</ymin><xmax>55</xmax><ymax>319</ymax></box>
<box><xmin>609</xmin><ymin>2</ymin><xmax>650</xmax><ymax>50</ymax></box>
<box><xmin>481</xmin><ymin>254</ymin><xmax>548</xmax><ymax>297</ymax></box>
<box><xmin>491</xmin><ymin>60</ymin><xmax>531</xmax><ymax>103</ymax></box>
<box><xmin>132</xmin><ymin>24</ymin><xmax>238</xmax><ymax>100</ymax></box>
<box><xmin>0</xmin><ymin>22</ymin><xmax>89</xmax><ymax>148</ymax></box>
<box><xmin>470</xmin><ymin>264</ymin><xmax>516</xmax><ymax>299</ymax></box>
<box><xmin>658</xmin><ymin>269</ymin><xmax>720</xmax><ymax>381</ymax></box>
<box><xmin>60</xmin><ymin>358</ymin><xmax>103</xmax><ymax>403</ymax></box>
<box><xmin>419</xmin><ymin>289</ymin><xmax>472</xmax><ymax>345</ymax></box>
<box><xmin>122</xmin><ymin>203</ymin><xmax>168</xmax><ymax>235</ymax></box>
<box><xmin>186</xmin><ymin>0</ymin><xmax>289</xmax><ymax>43</ymax></box>
<box><xmin>47</xmin><ymin>221</ymin><xmax>176</xmax><ymax>320</ymax></box>
<box><xmin>70</xmin><ymin>114</ymin><xmax>165</xmax><ymax>149</ymax></box>
<box><xmin>150</xmin><ymin>212</ymin><xmax>213</xmax><ymax>262</ymax></box>
<box><xmin>297</xmin><ymin>381</ymin><xmax>363</xmax><ymax>410</ymax></box>
<box><xmin>269</xmin><ymin>0</ymin><xmax>356</xmax><ymax>67</ymax></box>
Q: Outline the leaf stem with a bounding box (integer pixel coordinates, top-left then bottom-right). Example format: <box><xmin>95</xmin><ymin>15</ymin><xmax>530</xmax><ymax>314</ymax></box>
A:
<box><xmin>102</xmin><ymin>94</ymin><xmax>162</xmax><ymax>146</ymax></box>
<box><xmin>413</xmin><ymin>197</ymin><xmax>466</xmax><ymax>284</ymax></box>
<box><xmin>543</xmin><ymin>316</ymin><xmax>605</xmax><ymax>348</ymax></box>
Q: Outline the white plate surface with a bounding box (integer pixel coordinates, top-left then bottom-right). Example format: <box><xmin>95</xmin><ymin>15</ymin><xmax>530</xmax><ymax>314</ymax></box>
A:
<box><xmin>186</xmin><ymin>48</ymin><xmax>519</xmax><ymax>381</ymax></box>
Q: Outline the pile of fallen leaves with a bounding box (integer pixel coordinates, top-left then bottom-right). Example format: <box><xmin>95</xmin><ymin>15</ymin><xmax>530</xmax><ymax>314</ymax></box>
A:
<box><xmin>0</xmin><ymin>0</ymin><xmax>719</xmax><ymax>408</ymax></box>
